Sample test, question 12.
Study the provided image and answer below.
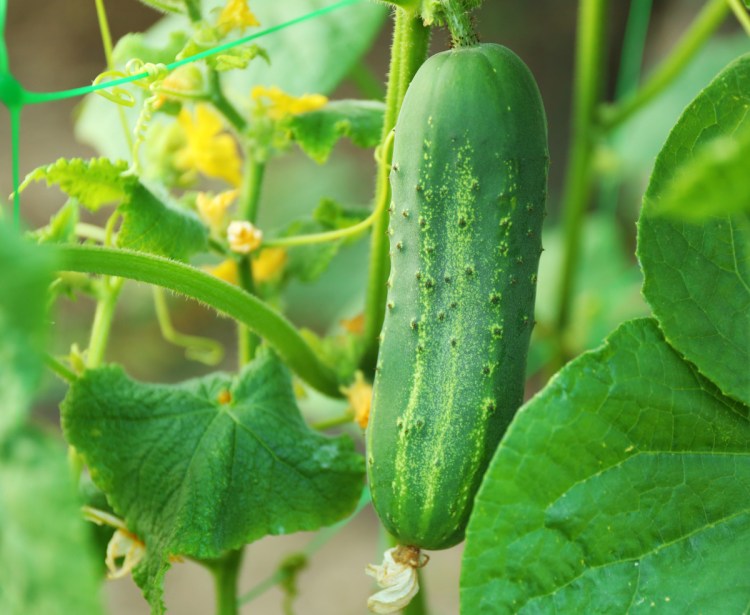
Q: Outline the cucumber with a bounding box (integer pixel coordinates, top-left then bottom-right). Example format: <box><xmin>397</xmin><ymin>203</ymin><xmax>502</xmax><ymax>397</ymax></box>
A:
<box><xmin>367</xmin><ymin>43</ymin><xmax>548</xmax><ymax>551</ymax></box>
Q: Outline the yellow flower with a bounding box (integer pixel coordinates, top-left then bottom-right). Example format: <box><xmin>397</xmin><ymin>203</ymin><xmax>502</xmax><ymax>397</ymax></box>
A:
<box><xmin>196</xmin><ymin>189</ymin><xmax>238</xmax><ymax>231</ymax></box>
<box><xmin>343</xmin><ymin>371</ymin><xmax>373</xmax><ymax>429</ymax></box>
<box><xmin>251</xmin><ymin>86</ymin><xmax>327</xmax><ymax>120</ymax></box>
<box><xmin>228</xmin><ymin>220</ymin><xmax>263</xmax><ymax>254</ymax></box>
<box><xmin>205</xmin><ymin>259</ymin><xmax>239</xmax><ymax>285</ymax></box>
<box><xmin>252</xmin><ymin>248</ymin><xmax>287</xmax><ymax>282</ymax></box>
<box><xmin>175</xmin><ymin>104</ymin><xmax>242</xmax><ymax>186</ymax></box>
<box><xmin>217</xmin><ymin>0</ymin><xmax>260</xmax><ymax>34</ymax></box>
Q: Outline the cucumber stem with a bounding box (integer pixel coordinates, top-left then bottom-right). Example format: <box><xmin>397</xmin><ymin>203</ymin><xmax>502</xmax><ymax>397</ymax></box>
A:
<box><xmin>441</xmin><ymin>0</ymin><xmax>478</xmax><ymax>48</ymax></box>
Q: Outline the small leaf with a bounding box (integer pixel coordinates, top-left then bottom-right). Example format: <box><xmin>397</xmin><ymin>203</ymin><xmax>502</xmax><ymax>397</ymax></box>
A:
<box><xmin>0</xmin><ymin>223</ymin><xmax>55</xmax><ymax>438</ymax></box>
<box><xmin>117</xmin><ymin>183</ymin><xmax>208</xmax><ymax>261</ymax></box>
<box><xmin>638</xmin><ymin>53</ymin><xmax>750</xmax><ymax>405</ymax></box>
<box><xmin>461</xmin><ymin>319</ymin><xmax>750</xmax><ymax>614</ymax></box>
<box><xmin>289</xmin><ymin>100</ymin><xmax>386</xmax><ymax>163</ymax></box>
<box><xmin>61</xmin><ymin>350</ymin><xmax>364</xmax><ymax>613</ymax></box>
<box><xmin>18</xmin><ymin>158</ymin><xmax>133</xmax><ymax>211</ymax></box>
<box><xmin>0</xmin><ymin>429</ymin><xmax>105</xmax><ymax>615</ymax></box>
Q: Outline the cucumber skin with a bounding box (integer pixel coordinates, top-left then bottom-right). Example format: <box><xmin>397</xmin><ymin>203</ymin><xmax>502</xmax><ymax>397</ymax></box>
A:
<box><xmin>367</xmin><ymin>44</ymin><xmax>548</xmax><ymax>551</ymax></box>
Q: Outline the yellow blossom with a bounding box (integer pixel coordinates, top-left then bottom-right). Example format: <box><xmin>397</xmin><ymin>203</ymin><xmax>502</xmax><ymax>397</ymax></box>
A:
<box><xmin>251</xmin><ymin>85</ymin><xmax>327</xmax><ymax>120</ymax></box>
<box><xmin>175</xmin><ymin>104</ymin><xmax>242</xmax><ymax>186</ymax></box>
<box><xmin>343</xmin><ymin>371</ymin><xmax>373</xmax><ymax>429</ymax></box>
<box><xmin>228</xmin><ymin>220</ymin><xmax>263</xmax><ymax>254</ymax></box>
<box><xmin>205</xmin><ymin>259</ymin><xmax>239</xmax><ymax>285</ymax></box>
<box><xmin>196</xmin><ymin>189</ymin><xmax>238</xmax><ymax>231</ymax></box>
<box><xmin>252</xmin><ymin>248</ymin><xmax>287</xmax><ymax>282</ymax></box>
<box><xmin>340</xmin><ymin>313</ymin><xmax>364</xmax><ymax>334</ymax></box>
<box><xmin>217</xmin><ymin>0</ymin><xmax>260</xmax><ymax>34</ymax></box>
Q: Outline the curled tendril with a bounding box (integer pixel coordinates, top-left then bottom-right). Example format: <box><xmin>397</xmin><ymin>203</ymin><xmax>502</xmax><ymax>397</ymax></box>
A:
<box><xmin>125</xmin><ymin>59</ymin><xmax>169</xmax><ymax>89</ymax></box>
<box><xmin>92</xmin><ymin>70</ymin><xmax>136</xmax><ymax>107</ymax></box>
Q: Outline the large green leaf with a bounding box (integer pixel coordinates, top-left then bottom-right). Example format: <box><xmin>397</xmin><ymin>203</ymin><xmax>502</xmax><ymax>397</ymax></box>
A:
<box><xmin>289</xmin><ymin>99</ymin><xmax>386</xmax><ymax>163</ymax></box>
<box><xmin>461</xmin><ymin>318</ymin><xmax>750</xmax><ymax>614</ymax></box>
<box><xmin>117</xmin><ymin>183</ymin><xmax>208</xmax><ymax>261</ymax></box>
<box><xmin>0</xmin><ymin>224</ymin><xmax>54</xmax><ymax>438</ymax></box>
<box><xmin>638</xmin><ymin>53</ymin><xmax>750</xmax><ymax>405</ymax></box>
<box><xmin>61</xmin><ymin>349</ymin><xmax>364</xmax><ymax>613</ymax></box>
<box><xmin>0</xmin><ymin>429</ymin><xmax>104</xmax><ymax>615</ymax></box>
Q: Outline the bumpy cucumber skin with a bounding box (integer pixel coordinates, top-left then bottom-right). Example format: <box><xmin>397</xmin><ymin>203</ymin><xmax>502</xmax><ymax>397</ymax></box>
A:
<box><xmin>367</xmin><ymin>44</ymin><xmax>548</xmax><ymax>551</ymax></box>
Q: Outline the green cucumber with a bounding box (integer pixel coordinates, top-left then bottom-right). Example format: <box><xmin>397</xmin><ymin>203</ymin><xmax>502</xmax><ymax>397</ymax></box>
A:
<box><xmin>367</xmin><ymin>43</ymin><xmax>548</xmax><ymax>551</ymax></box>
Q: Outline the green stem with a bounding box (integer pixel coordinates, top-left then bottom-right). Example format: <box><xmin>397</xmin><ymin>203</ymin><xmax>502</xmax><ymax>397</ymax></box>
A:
<box><xmin>311</xmin><ymin>411</ymin><xmax>354</xmax><ymax>431</ymax></box>
<box><xmin>402</xmin><ymin>570</ymin><xmax>428</xmax><ymax>615</ymax></box>
<box><xmin>554</xmin><ymin>0</ymin><xmax>609</xmax><ymax>363</ymax></box>
<box><xmin>209</xmin><ymin>71</ymin><xmax>248</xmax><ymax>132</ymax></box>
<box><xmin>441</xmin><ymin>0</ymin><xmax>479</xmax><ymax>47</ymax></box>
<box><xmin>599</xmin><ymin>0</ymin><xmax>729</xmax><ymax>129</ymax></box>
<box><xmin>236</xmin><ymin>158</ymin><xmax>266</xmax><ymax>366</ymax></box>
<box><xmin>729</xmin><ymin>0</ymin><xmax>750</xmax><ymax>34</ymax></box>
<box><xmin>57</xmin><ymin>245</ymin><xmax>343</xmax><ymax>397</ymax></box>
<box><xmin>208</xmin><ymin>549</ymin><xmax>243</xmax><ymax>615</ymax></box>
<box><xmin>599</xmin><ymin>0</ymin><xmax>652</xmax><ymax>215</ymax></box>
<box><xmin>263</xmin><ymin>207</ymin><xmax>378</xmax><ymax>248</ymax></box>
<box><xmin>184</xmin><ymin>0</ymin><xmax>202</xmax><ymax>23</ymax></box>
<box><xmin>614</xmin><ymin>0</ymin><xmax>653</xmax><ymax>101</ymax></box>
<box><xmin>238</xmin><ymin>158</ymin><xmax>265</xmax><ymax>222</ymax></box>
<box><xmin>44</xmin><ymin>353</ymin><xmax>77</xmax><ymax>383</ymax></box>
<box><xmin>153</xmin><ymin>286</ymin><xmax>224</xmax><ymax>365</ymax></box>
<box><xmin>86</xmin><ymin>277</ymin><xmax>124</xmax><ymax>368</ymax></box>
<box><xmin>361</xmin><ymin>9</ymin><xmax>430</xmax><ymax>373</ymax></box>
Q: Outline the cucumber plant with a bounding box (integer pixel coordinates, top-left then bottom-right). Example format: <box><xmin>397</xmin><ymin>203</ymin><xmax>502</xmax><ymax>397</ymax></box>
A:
<box><xmin>0</xmin><ymin>0</ymin><xmax>748</xmax><ymax>614</ymax></box>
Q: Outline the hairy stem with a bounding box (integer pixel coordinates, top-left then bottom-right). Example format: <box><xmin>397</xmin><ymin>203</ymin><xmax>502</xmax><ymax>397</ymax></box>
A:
<box><xmin>57</xmin><ymin>245</ymin><xmax>343</xmax><ymax>397</ymax></box>
<box><xmin>441</xmin><ymin>0</ymin><xmax>479</xmax><ymax>47</ymax></box>
<box><xmin>599</xmin><ymin>0</ymin><xmax>729</xmax><ymax>129</ymax></box>
<box><xmin>361</xmin><ymin>9</ymin><xmax>430</xmax><ymax>373</ymax></box>
<box><xmin>554</xmin><ymin>0</ymin><xmax>609</xmax><ymax>363</ymax></box>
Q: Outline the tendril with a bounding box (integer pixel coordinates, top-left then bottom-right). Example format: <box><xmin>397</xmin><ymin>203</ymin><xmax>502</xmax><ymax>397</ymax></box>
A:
<box><xmin>92</xmin><ymin>69</ymin><xmax>135</xmax><ymax>107</ymax></box>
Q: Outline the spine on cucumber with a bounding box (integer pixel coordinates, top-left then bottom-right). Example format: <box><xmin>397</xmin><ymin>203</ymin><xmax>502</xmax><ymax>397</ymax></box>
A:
<box><xmin>367</xmin><ymin>43</ymin><xmax>548</xmax><ymax>551</ymax></box>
